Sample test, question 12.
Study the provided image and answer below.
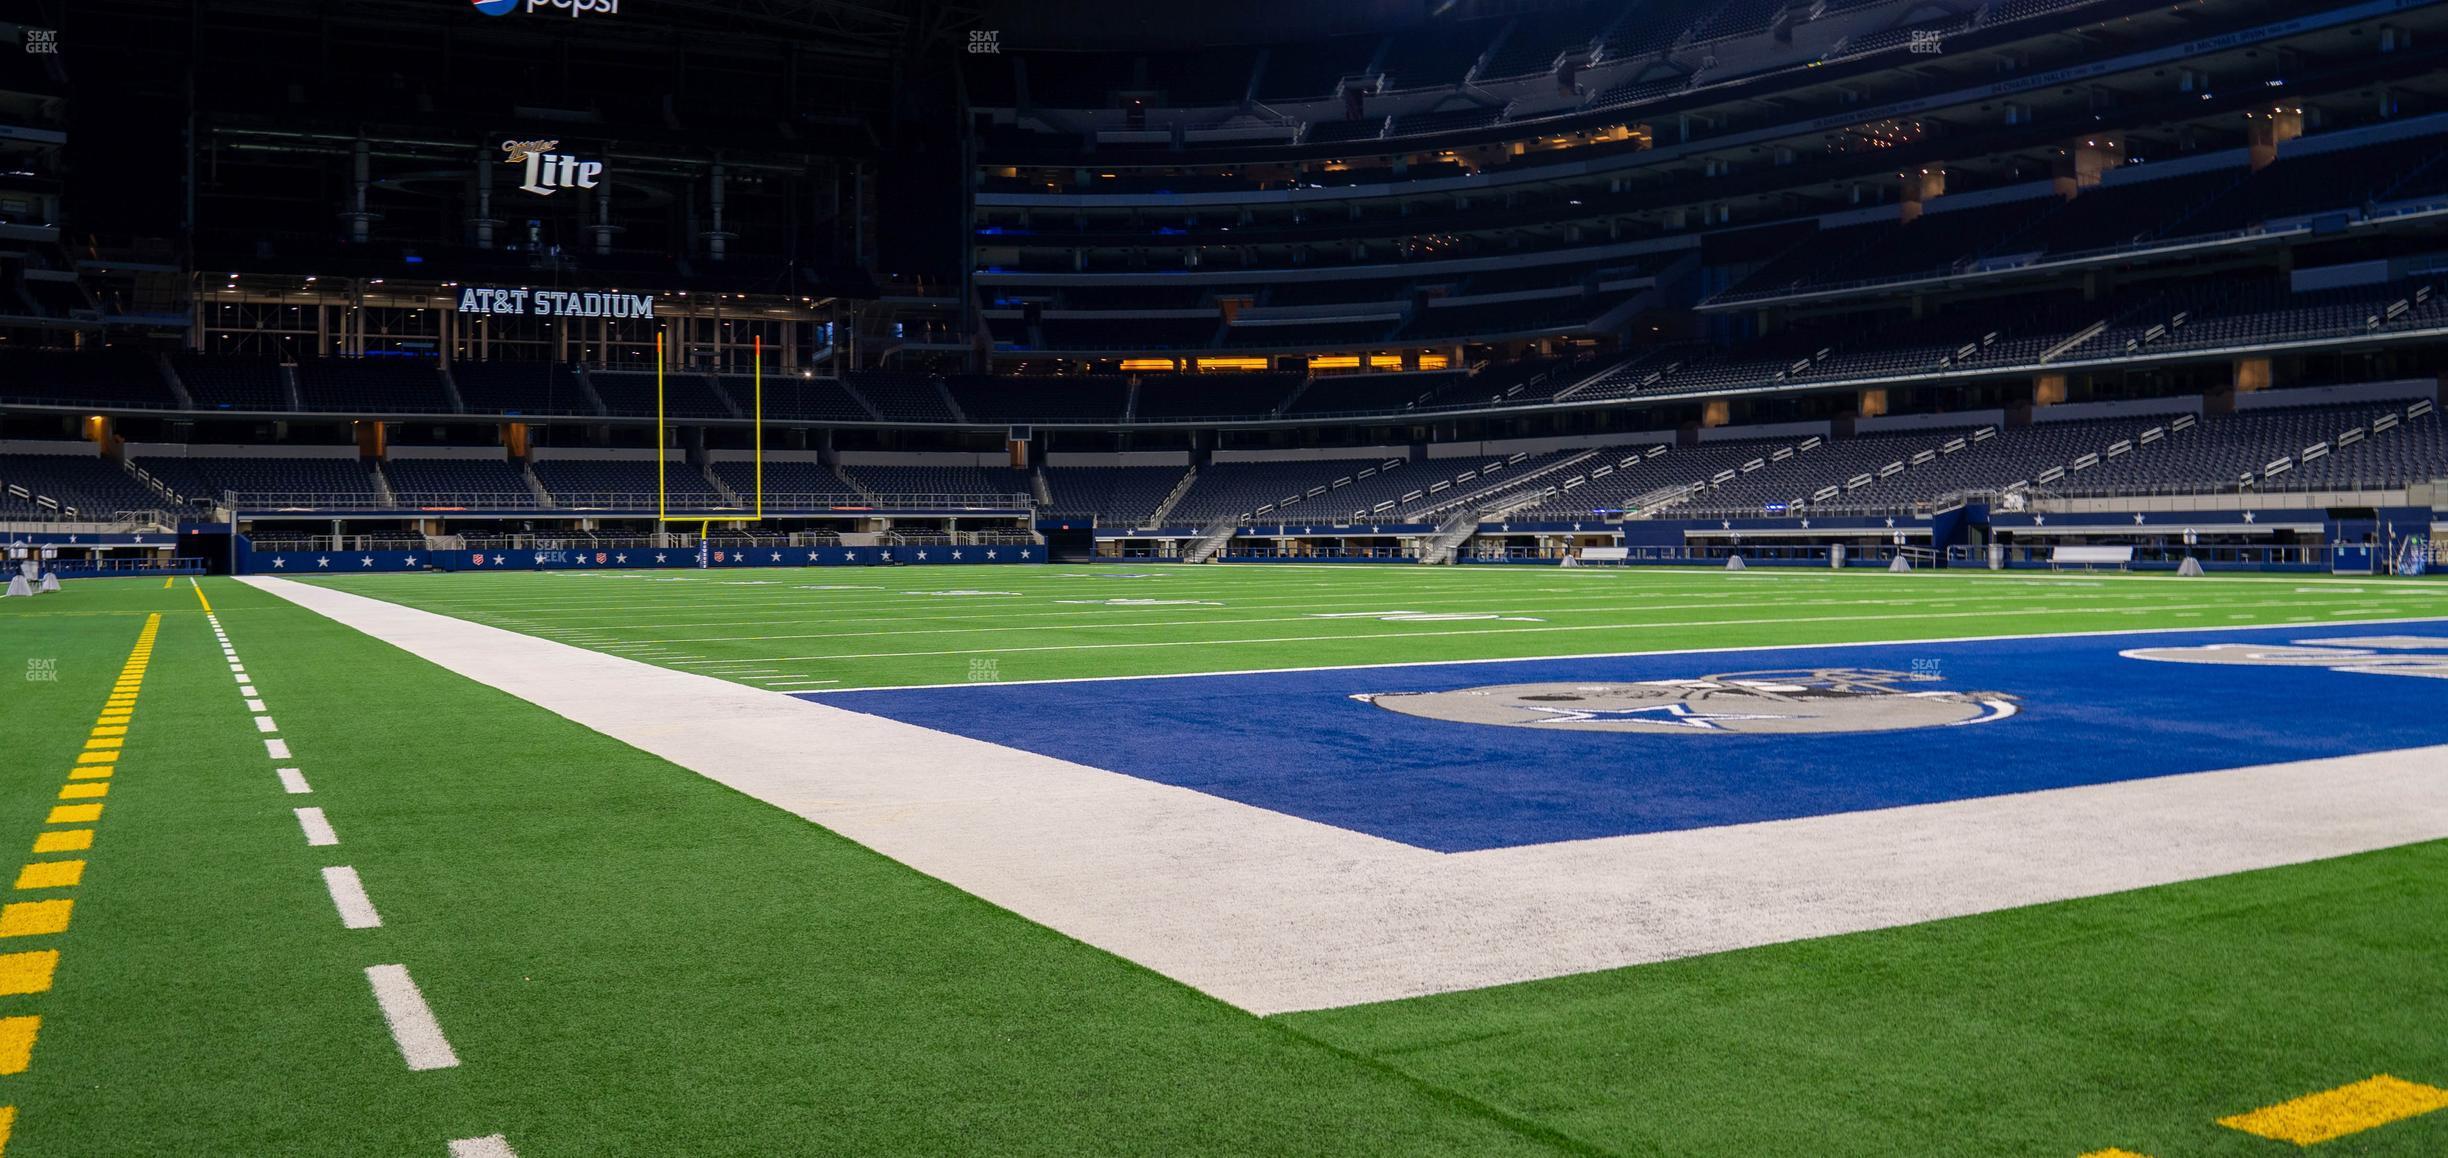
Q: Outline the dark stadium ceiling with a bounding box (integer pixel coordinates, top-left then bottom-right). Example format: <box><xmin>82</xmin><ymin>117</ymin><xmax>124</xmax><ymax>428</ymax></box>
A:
<box><xmin>64</xmin><ymin>0</ymin><xmax>976</xmax><ymax>68</ymax></box>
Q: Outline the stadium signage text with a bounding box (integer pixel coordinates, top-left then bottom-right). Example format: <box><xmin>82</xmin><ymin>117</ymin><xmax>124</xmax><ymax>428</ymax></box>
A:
<box><xmin>503</xmin><ymin>139</ymin><xmax>603</xmax><ymax>196</ymax></box>
<box><xmin>454</xmin><ymin>287</ymin><xmax>656</xmax><ymax>319</ymax></box>
<box><xmin>473</xmin><ymin>0</ymin><xmax>622</xmax><ymax>19</ymax></box>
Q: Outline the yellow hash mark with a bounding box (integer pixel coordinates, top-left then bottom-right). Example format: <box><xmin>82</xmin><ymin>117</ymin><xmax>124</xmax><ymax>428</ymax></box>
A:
<box><xmin>2077</xmin><ymin>1150</ymin><xmax>2153</xmax><ymax>1158</ymax></box>
<box><xmin>0</xmin><ymin>1016</ymin><xmax>38</xmax><ymax>1074</ymax></box>
<box><xmin>0</xmin><ymin>902</ymin><xmax>69</xmax><ymax>938</ymax></box>
<box><xmin>54</xmin><ymin>784</ymin><xmax>105</xmax><ymax>802</ymax></box>
<box><xmin>89</xmin><ymin>727</ymin><xmax>125</xmax><ymax>738</ymax></box>
<box><xmin>0</xmin><ymin>952</ymin><xmax>57</xmax><ymax>997</ymax></box>
<box><xmin>2218</xmin><ymin>1074</ymin><xmax>2448</xmax><ymax>1145</ymax></box>
<box><xmin>189</xmin><ymin>579</ymin><xmax>212</xmax><ymax>613</ymax></box>
<box><xmin>65</xmin><ymin>767</ymin><xmax>110</xmax><ymax>781</ymax></box>
<box><xmin>0</xmin><ymin>1103</ymin><xmax>15</xmax><ymax>1153</ymax></box>
<box><xmin>72</xmin><ymin>751</ymin><xmax>116</xmax><ymax>766</ymax></box>
<box><xmin>81</xmin><ymin>738</ymin><xmax>121</xmax><ymax>751</ymax></box>
<box><xmin>12</xmin><ymin>862</ymin><xmax>82</xmax><ymax>891</ymax></box>
<box><xmin>42</xmin><ymin>806</ymin><xmax>100</xmax><ymax>825</ymax></box>
<box><xmin>94</xmin><ymin>715</ymin><xmax>129</xmax><ymax>727</ymax></box>
<box><xmin>163</xmin><ymin>576</ymin><xmax>173</xmax><ymax>589</ymax></box>
<box><xmin>29</xmin><ymin>832</ymin><xmax>88</xmax><ymax>854</ymax></box>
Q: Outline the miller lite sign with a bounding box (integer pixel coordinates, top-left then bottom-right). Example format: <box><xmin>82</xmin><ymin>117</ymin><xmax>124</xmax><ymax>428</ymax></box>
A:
<box><xmin>503</xmin><ymin>138</ymin><xmax>602</xmax><ymax>196</ymax></box>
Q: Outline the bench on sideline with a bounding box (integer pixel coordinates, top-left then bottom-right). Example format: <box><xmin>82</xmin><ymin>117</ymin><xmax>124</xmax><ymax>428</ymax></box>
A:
<box><xmin>2051</xmin><ymin>545</ymin><xmax>2134</xmax><ymax>571</ymax></box>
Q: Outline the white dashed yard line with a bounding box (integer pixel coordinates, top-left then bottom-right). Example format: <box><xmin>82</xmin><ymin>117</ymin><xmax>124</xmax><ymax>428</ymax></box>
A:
<box><xmin>266</xmin><ymin>738</ymin><xmax>293</xmax><ymax>759</ymax></box>
<box><xmin>447</xmin><ymin>1136</ymin><xmax>518</xmax><ymax>1158</ymax></box>
<box><xmin>277</xmin><ymin>767</ymin><xmax>313</xmax><ymax>794</ymax></box>
<box><xmin>321</xmin><ymin>866</ymin><xmax>384</xmax><ymax>929</ymax></box>
<box><xmin>364</xmin><ymin>964</ymin><xmax>461</xmax><ymax>1071</ymax></box>
<box><xmin>246</xmin><ymin>698</ymin><xmax>268</xmax><ymax>712</ymax></box>
<box><xmin>239</xmin><ymin>684</ymin><xmax>259</xmax><ymax>696</ymax></box>
<box><xmin>294</xmin><ymin>806</ymin><xmax>339</xmax><ymax>847</ymax></box>
<box><xmin>254</xmin><ymin>575</ymin><xmax>2448</xmax><ymax>1014</ymax></box>
<box><xmin>254</xmin><ymin>715</ymin><xmax>280</xmax><ymax>734</ymax></box>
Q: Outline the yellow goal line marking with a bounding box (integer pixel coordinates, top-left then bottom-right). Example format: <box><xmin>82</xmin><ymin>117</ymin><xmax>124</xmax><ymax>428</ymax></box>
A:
<box><xmin>2218</xmin><ymin>1074</ymin><xmax>2448</xmax><ymax>1145</ymax></box>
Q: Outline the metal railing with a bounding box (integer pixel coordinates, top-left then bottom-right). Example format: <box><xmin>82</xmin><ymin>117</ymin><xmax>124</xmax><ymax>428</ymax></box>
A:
<box><xmin>221</xmin><ymin>490</ymin><xmax>1037</xmax><ymax>513</ymax></box>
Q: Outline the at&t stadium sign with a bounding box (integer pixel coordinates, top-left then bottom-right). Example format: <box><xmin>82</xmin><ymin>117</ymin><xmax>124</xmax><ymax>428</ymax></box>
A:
<box><xmin>454</xmin><ymin>287</ymin><xmax>656</xmax><ymax>319</ymax></box>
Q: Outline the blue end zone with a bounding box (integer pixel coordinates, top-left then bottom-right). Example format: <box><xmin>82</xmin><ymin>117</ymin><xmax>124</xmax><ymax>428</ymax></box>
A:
<box><xmin>814</xmin><ymin>621</ymin><xmax>2448</xmax><ymax>853</ymax></box>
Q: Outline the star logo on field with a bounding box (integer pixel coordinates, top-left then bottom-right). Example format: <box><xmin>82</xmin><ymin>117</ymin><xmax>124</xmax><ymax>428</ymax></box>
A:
<box><xmin>404</xmin><ymin>555</ymin><xmax>417</xmax><ymax>566</ymax></box>
<box><xmin>951</xmin><ymin>551</ymin><xmax>963</xmax><ymax>561</ymax></box>
<box><xmin>845</xmin><ymin>551</ymin><xmax>858</xmax><ymax>561</ymax></box>
<box><xmin>271</xmin><ymin>557</ymin><xmax>286</xmax><ymax>568</ymax></box>
<box><xmin>2033</xmin><ymin>515</ymin><xmax>2047</xmax><ymax>527</ymax></box>
<box><xmin>1722</xmin><ymin>520</ymin><xmax>1733</xmax><ymax>530</ymax></box>
<box><xmin>655</xmin><ymin>553</ymin><xmax>667</xmax><ymax>563</ymax></box>
<box><xmin>615</xmin><ymin>554</ymin><xmax>627</xmax><ymax>563</ymax></box>
<box><xmin>2243</xmin><ymin>511</ymin><xmax>2257</xmax><ymax>524</ymax></box>
<box><xmin>881</xmin><ymin>551</ymin><xmax>893</xmax><ymax>562</ymax></box>
<box><xmin>807</xmin><ymin>551</ymin><xmax>820</xmax><ymax>562</ymax></box>
<box><xmin>770</xmin><ymin>552</ymin><xmax>783</xmax><ymax>562</ymax></box>
<box><xmin>986</xmin><ymin>550</ymin><xmax>998</xmax><ymax>560</ymax></box>
<box><xmin>359</xmin><ymin>556</ymin><xmax>374</xmax><ymax>567</ymax></box>
<box><xmin>492</xmin><ymin>555</ymin><xmax>506</xmax><ymax>565</ymax></box>
<box><xmin>2133</xmin><ymin>513</ymin><xmax>2147</xmax><ymax>525</ymax></box>
<box><xmin>1884</xmin><ymin>517</ymin><xmax>1896</xmax><ymax>528</ymax></box>
<box><xmin>915</xmin><ymin>550</ymin><xmax>927</xmax><ymax>561</ymax></box>
<box><xmin>316</xmin><ymin>556</ymin><xmax>330</xmax><ymax>568</ymax></box>
<box><xmin>1799</xmin><ymin>519</ymin><xmax>1811</xmax><ymax>529</ymax></box>
<box><xmin>1525</xmin><ymin>702</ymin><xmax>1789</xmax><ymax>730</ymax></box>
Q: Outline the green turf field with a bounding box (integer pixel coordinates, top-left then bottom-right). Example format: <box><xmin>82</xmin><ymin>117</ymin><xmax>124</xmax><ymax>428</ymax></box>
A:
<box><xmin>292</xmin><ymin>563</ymin><xmax>2448</xmax><ymax>691</ymax></box>
<box><xmin>0</xmin><ymin>570</ymin><xmax>2443</xmax><ymax>1156</ymax></box>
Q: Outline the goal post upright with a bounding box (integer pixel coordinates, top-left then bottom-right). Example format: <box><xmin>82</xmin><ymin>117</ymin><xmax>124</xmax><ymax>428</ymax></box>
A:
<box><xmin>754</xmin><ymin>334</ymin><xmax>764</xmax><ymax>522</ymax></box>
<box><xmin>656</xmin><ymin>329</ymin><xmax>667</xmax><ymax>529</ymax></box>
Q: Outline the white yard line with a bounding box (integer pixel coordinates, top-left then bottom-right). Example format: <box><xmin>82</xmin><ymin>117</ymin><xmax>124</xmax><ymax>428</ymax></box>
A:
<box><xmin>277</xmin><ymin>767</ymin><xmax>313</xmax><ymax>794</ymax></box>
<box><xmin>294</xmin><ymin>806</ymin><xmax>339</xmax><ymax>847</ymax></box>
<box><xmin>364</xmin><ymin>964</ymin><xmax>460</xmax><ymax>1071</ymax></box>
<box><xmin>447</xmin><ymin>1136</ymin><xmax>518</xmax><ymax>1158</ymax></box>
<box><xmin>699</xmin><ymin>603</ymin><xmax>2445</xmax><ymax>673</ymax></box>
<box><xmin>242</xmin><ymin>576</ymin><xmax>2448</xmax><ymax>1014</ymax></box>
<box><xmin>321</xmin><ymin>866</ymin><xmax>383</xmax><ymax>929</ymax></box>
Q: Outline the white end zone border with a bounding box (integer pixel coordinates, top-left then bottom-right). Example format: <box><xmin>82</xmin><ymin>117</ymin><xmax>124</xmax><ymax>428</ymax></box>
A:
<box><xmin>241</xmin><ymin>576</ymin><xmax>2448</xmax><ymax>1015</ymax></box>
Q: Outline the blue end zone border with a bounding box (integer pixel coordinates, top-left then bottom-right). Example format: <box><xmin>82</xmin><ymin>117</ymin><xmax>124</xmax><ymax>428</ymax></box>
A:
<box><xmin>817</xmin><ymin>620</ymin><xmax>2448</xmax><ymax>853</ymax></box>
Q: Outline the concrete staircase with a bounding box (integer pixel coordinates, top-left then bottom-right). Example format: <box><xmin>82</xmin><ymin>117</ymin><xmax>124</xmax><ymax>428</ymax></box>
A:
<box><xmin>1182</xmin><ymin>516</ymin><xmax>1240</xmax><ymax>563</ymax></box>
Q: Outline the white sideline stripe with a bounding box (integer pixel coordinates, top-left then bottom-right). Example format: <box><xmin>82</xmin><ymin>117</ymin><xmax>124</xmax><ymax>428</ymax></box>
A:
<box><xmin>229</xmin><ymin>662</ymin><xmax>245</xmax><ymax>672</ymax></box>
<box><xmin>277</xmin><ymin>767</ymin><xmax>312</xmax><ymax>794</ymax></box>
<box><xmin>233</xmin><ymin>672</ymin><xmax>248</xmax><ymax>684</ymax></box>
<box><xmin>800</xmin><ymin>613</ymin><xmax>2448</xmax><ymax>694</ymax></box>
<box><xmin>241</xmin><ymin>577</ymin><xmax>2448</xmax><ymax>1015</ymax></box>
<box><xmin>295</xmin><ymin>806</ymin><xmax>339</xmax><ymax>847</ymax></box>
<box><xmin>364</xmin><ymin>964</ymin><xmax>460</xmax><ymax>1071</ymax></box>
<box><xmin>255</xmin><ymin>715</ymin><xmax>279</xmax><ymax>733</ymax></box>
<box><xmin>266</xmin><ymin>738</ymin><xmax>292</xmax><ymax>759</ymax></box>
<box><xmin>447</xmin><ymin>1136</ymin><xmax>518</xmax><ymax>1158</ymax></box>
<box><xmin>246</xmin><ymin>698</ymin><xmax>267</xmax><ymax>712</ymax></box>
<box><xmin>322</xmin><ymin>866</ymin><xmax>383</xmax><ymax>929</ymax></box>
<box><xmin>239</xmin><ymin>684</ymin><xmax>259</xmax><ymax>696</ymax></box>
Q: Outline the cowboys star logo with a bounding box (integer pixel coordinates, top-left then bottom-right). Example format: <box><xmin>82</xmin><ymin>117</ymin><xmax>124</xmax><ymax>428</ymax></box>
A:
<box><xmin>1355</xmin><ymin>668</ymin><xmax>2018</xmax><ymax>735</ymax></box>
